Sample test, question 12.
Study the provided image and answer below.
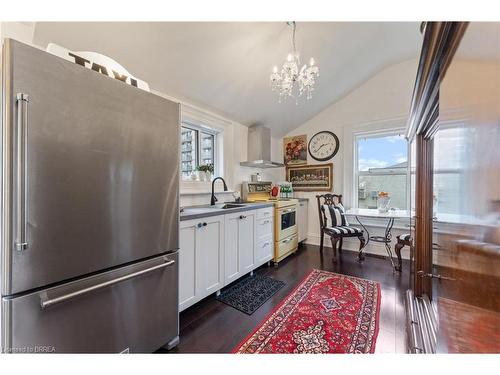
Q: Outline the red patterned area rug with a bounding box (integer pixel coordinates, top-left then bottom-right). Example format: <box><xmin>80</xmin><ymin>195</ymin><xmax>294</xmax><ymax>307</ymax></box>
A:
<box><xmin>233</xmin><ymin>269</ymin><xmax>381</xmax><ymax>354</ymax></box>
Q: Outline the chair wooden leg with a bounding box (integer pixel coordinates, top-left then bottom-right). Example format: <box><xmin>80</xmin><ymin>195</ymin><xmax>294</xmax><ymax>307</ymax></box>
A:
<box><xmin>338</xmin><ymin>237</ymin><xmax>343</xmax><ymax>253</ymax></box>
<box><xmin>394</xmin><ymin>242</ymin><xmax>404</xmax><ymax>272</ymax></box>
<box><xmin>330</xmin><ymin>236</ymin><xmax>339</xmax><ymax>263</ymax></box>
<box><xmin>319</xmin><ymin>230</ymin><xmax>324</xmax><ymax>253</ymax></box>
<box><xmin>358</xmin><ymin>235</ymin><xmax>366</xmax><ymax>262</ymax></box>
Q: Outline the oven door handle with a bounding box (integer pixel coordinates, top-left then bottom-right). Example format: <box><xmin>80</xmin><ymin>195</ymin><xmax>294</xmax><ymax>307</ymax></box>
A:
<box><xmin>39</xmin><ymin>257</ymin><xmax>175</xmax><ymax>309</ymax></box>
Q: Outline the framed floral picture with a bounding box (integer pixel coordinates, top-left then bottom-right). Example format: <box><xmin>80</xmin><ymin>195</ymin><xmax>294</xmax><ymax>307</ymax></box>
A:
<box><xmin>283</xmin><ymin>134</ymin><xmax>307</xmax><ymax>165</ymax></box>
<box><xmin>286</xmin><ymin>163</ymin><xmax>333</xmax><ymax>191</ymax></box>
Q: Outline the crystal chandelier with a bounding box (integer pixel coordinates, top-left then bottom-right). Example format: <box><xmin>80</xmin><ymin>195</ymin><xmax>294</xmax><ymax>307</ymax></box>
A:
<box><xmin>270</xmin><ymin>22</ymin><xmax>319</xmax><ymax>103</ymax></box>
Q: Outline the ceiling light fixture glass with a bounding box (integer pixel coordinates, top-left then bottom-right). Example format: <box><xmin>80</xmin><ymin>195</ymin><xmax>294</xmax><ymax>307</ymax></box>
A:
<box><xmin>270</xmin><ymin>21</ymin><xmax>319</xmax><ymax>104</ymax></box>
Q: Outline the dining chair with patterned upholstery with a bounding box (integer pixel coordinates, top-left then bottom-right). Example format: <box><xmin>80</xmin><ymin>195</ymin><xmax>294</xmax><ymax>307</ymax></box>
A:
<box><xmin>316</xmin><ymin>194</ymin><xmax>366</xmax><ymax>263</ymax></box>
<box><xmin>394</xmin><ymin>233</ymin><xmax>412</xmax><ymax>272</ymax></box>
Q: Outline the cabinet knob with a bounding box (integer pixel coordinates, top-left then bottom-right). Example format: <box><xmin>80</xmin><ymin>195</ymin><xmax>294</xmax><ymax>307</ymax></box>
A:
<box><xmin>203</xmin><ymin>222</ymin><xmax>207</xmax><ymax>227</ymax></box>
<box><xmin>196</xmin><ymin>223</ymin><xmax>203</xmax><ymax>228</ymax></box>
<box><xmin>239</xmin><ymin>215</ymin><xmax>247</xmax><ymax>220</ymax></box>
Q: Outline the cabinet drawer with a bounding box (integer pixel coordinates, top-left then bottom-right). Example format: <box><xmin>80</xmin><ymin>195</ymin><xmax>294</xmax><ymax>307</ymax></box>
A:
<box><xmin>257</xmin><ymin>207</ymin><xmax>274</xmax><ymax>219</ymax></box>
<box><xmin>3</xmin><ymin>253</ymin><xmax>178</xmax><ymax>353</ymax></box>
<box><xmin>276</xmin><ymin>234</ymin><xmax>298</xmax><ymax>259</ymax></box>
<box><xmin>255</xmin><ymin>236</ymin><xmax>273</xmax><ymax>265</ymax></box>
<box><xmin>256</xmin><ymin>217</ymin><xmax>273</xmax><ymax>240</ymax></box>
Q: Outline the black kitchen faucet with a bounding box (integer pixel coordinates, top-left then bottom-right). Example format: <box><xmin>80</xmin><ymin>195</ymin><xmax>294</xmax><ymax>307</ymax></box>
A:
<box><xmin>211</xmin><ymin>177</ymin><xmax>228</xmax><ymax>205</ymax></box>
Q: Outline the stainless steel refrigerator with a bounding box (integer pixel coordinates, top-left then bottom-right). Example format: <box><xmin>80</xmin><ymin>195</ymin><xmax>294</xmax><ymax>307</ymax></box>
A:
<box><xmin>1</xmin><ymin>39</ymin><xmax>180</xmax><ymax>353</ymax></box>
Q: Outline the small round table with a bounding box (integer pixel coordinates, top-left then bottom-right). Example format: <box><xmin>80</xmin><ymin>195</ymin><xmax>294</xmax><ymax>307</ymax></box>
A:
<box><xmin>345</xmin><ymin>208</ymin><xmax>411</xmax><ymax>270</ymax></box>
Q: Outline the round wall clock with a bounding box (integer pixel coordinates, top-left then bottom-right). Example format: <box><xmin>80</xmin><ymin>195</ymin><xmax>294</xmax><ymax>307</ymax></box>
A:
<box><xmin>308</xmin><ymin>131</ymin><xmax>340</xmax><ymax>161</ymax></box>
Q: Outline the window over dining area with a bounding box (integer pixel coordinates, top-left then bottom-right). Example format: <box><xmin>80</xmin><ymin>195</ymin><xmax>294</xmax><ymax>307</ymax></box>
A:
<box><xmin>354</xmin><ymin>131</ymin><xmax>409</xmax><ymax>210</ymax></box>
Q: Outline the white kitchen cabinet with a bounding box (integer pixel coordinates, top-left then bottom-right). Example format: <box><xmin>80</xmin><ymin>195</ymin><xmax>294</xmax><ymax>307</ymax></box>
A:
<box><xmin>256</xmin><ymin>215</ymin><xmax>273</xmax><ymax>242</ymax></box>
<box><xmin>297</xmin><ymin>200</ymin><xmax>309</xmax><ymax>243</ymax></box>
<box><xmin>255</xmin><ymin>207</ymin><xmax>274</xmax><ymax>266</ymax></box>
<box><xmin>224</xmin><ymin>210</ymin><xmax>256</xmax><ymax>284</ymax></box>
<box><xmin>179</xmin><ymin>215</ymin><xmax>224</xmax><ymax>312</ymax></box>
<box><xmin>179</xmin><ymin>221</ymin><xmax>196</xmax><ymax>311</ymax></box>
<box><xmin>179</xmin><ymin>206</ymin><xmax>274</xmax><ymax>312</ymax></box>
<box><xmin>255</xmin><ymin>237</ymin><xmax>273</xmax><ymax>266</ymax></box>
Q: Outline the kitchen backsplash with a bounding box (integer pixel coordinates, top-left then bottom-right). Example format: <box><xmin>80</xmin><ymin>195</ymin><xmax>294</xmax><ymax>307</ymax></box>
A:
<box><xmin>180</xmin><ymin>191</ymin><xmax>238</xmax><ymax>207</ymax></box>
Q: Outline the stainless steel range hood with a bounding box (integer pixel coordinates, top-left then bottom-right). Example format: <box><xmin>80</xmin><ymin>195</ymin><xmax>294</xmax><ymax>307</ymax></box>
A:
<box><xmin>240</xmin><ymin>125</ymin><xmax>285</xmax><ymax>168</ymax></box>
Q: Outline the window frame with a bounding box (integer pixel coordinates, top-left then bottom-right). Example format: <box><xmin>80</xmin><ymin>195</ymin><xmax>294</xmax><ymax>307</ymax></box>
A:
<box><xmin>353</xmin><ymin>128</ymin><xmax>411</xmax><ymax>211</ymax></box>
<box><xmin>430</xmin><ymin>121</ymin><xmax>468</xmax><ymax>216</ymax></box>
<box><xmin>180</xmin><ymin>121</ymin><xmax>220</xmax><ymax>180</ymax></box>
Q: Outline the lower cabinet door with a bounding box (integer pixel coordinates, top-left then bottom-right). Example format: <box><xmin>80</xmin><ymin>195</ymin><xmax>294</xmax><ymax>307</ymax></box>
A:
<box><xmin>179</xmin><ymin>222</ymin><xmax>197</xmax><ymax>311</ymax></box>
<box><xmin>224</xmin><ymin>212</ymin><xmax>242</xmax><ymax>284</ymax></box>
<box><xmin>195</xmin><ymin>216</ymin><xmax>224</xmax><ymax>297</ymax></box>
<box><xmin>298</xmin><ymin>201</ymin><xmax>308</xmax><ymax>243</ymax></box>
<box><xmin>224</xmin><ymin>210</ymin><xmax>257</xmax><ymax>284</ymax></box>
<box><xmin>239</xmin><ymin>211</ymin><xmax>256</xmax><ymax>273</ymax></box>
<box><xmin>179</xmin><ymin>216</ymin><xmax>224</xmax><ymax>312</ymax></box>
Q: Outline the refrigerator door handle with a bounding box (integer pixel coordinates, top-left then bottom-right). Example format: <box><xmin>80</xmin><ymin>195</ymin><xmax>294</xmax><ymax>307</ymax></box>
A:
<box><xmin>39</xmin><ymin>256</ymin><xmax>175</xmax><ymax>309</ymax></box>
<box><xmin>15</xmin><ymin>93</ymin><xmax>30</xmax><ymax>252</ymax></box>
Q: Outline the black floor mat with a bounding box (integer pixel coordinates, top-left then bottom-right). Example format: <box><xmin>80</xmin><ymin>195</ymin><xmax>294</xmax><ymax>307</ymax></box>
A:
<box><xmin>216</xmin><ymin>274</ymin><xmax>285</xmax><ymax>315</ymax></box>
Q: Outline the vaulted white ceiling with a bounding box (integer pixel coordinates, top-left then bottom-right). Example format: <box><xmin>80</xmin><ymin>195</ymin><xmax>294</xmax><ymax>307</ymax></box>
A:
<box><xmin>33</xmin><ymin>22</ymin><xmax>422</xmax><ymax>136</ymax></box>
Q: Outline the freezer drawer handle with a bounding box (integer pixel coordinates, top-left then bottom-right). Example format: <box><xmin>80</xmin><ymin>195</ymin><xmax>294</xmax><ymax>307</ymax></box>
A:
<box><xmin>15</xmin><ymin>93</ymin><xmax>29</xmax><ymax>252</ymax></box>
<box><xmin>39</xmin><ymin>257</ymin><xmax>175</xmax><ymax>309</ymax></box>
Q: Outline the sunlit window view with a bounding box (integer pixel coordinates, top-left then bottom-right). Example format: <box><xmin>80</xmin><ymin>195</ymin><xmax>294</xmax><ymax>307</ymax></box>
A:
<box><xmin>433</xmin><ymin>126</ymin><xmax>466</xmax><ymax>215</ymax></box>
<box><xmin>356</xmin><ymin>133</ymin><xmax>408</xmax><ymax>209</ymax></box>
<box><xmin>181</xmin><ymin>125</ymin><xmax>217</xmax><ymax>180</ymax></box>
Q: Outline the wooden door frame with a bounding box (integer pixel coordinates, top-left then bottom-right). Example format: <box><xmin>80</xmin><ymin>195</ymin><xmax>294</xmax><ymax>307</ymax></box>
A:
<box><xmin>405</xmin><ymin>22</ymin><xmax>468</xmax><ymax>298</ymax></box>
<box><xmin>414</xmin><ymin>134</ymin><xmax>434</xmax><ymax>297</ymax></box>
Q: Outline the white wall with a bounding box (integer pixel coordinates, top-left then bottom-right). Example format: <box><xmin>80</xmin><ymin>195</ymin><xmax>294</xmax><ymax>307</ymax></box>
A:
<box><xmin>0</xmin><ymin>22</ymin><xmax>283</xmax><ymax>208</ymax></box>
<box><xmin>282</xmin><ymin>59</ymin><xmax>418</xmax><ymax>257</ymax></box>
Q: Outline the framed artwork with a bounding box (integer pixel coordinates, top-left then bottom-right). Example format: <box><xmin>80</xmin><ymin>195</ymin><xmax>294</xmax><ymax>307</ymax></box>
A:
<box><xmin>283</xmin><ymin>134</ymin><xmax>307</xmax><ymax>165</ymax></box>
<box><xmin>286</xmin><ymin>163</ymin><xmax>333</xmax><ymax>191</ymax></box>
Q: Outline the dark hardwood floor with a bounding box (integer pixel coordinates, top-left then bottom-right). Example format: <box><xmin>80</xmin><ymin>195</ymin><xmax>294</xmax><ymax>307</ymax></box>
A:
<box><xmin>160</xmin><ymin>243</ymin><xmax>410</xmax><ymax>353</ymax></box>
